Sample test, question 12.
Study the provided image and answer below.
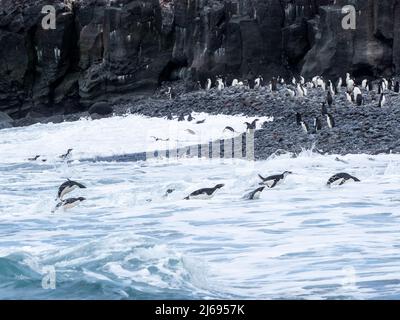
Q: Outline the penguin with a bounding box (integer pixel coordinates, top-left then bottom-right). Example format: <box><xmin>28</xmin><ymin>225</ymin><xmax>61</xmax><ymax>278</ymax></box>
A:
<box><xmin>292</xmin><ymin>77</ymin><xmax>297</xmax><ymax>85</ymax></box>
<box><xmin>395</xmin><ymin>81</ymin><xmax>400</xmax><ymax>93</ymax></box>
<box><xmin>231</xmin><ymin>79</ymin><xmax>239</xmax><ymax>87</ymax></box>
<box><xmin>217</xmin><ymin>78</ymin><xmax>225</xmax><ymax>91</ymax></box>
<box><xmin>300</xmin><ymin>121</ymin><xmax>309</xmax><ymax>134</ymax></box>
<box><xmin>353</xmin><ymin>86</ymin><xmax>362</xmax><ymax>100</ymax></box>
<box><xmin>184</xmin><ymin>184</ymin><xmax>224</xmax><ymax>200</ymax></box>
<box><xmin>326</xmin><ymin>90</ymin><xmax>333</xmax><ymax>107</ymax></box>
<box><xmin>300</xmin><ymin>76</ymin><xmax>305</xmax><ymax>85</ymax></box>
<box><xmin>258</xmin><ymin>171</ymin><xmax>292</xmax><ymax>188</ymax></box>
<box><xmin>296</xmin><ymin>112</ymin><xmax>302</xmax><ymax>126</ymax></box>
<box><xmin>356</xmin><ymin>93</ymin><xmax>363</xmax><ymax>106</ymax></box>
<box><xmin>328</xmin><ymin>80</ymin><xmax>335</xmax><ymax>96</ymax></box>
<box><xmin>327</xmin><ymin>173</ymin><xmax>360</xmax><ymax>187</ymax></box>
<box><xmin>336</xmin><ymin>77</ymin><xmax>343</xmax><ymax>92</ymax></box>
<box><xmin>206</xmin><ymin>78</ymin><xmax>212</xmax><ymax>91</ymax></box>
<box><xmin>286</xmin><ymin>88</ymin><xmax>296</xmax><ymax>97</ymax></box>
<box><xmin>223</xmin><ymin>126</ymin><xmax>237</xmax><ymax>133</ymax></box>
<box><xmin>151</xmin><ymin>136</ymin><xmax>170</xmax><ymax>142</ymax></box>
<box><xmin>196</xmin><ymin>119</ymin><xmax>206</xmax><ymax>124</ymax></box>
<box><xmin>314</xmin><ymin>117</ymin><xmax>322</xmax><ymax>132</ymax></box>
<box><xmin>187</xmin><ymin>114</ymin><xmax>194</xmax><ymax>122</ymax></box>
<box><xmin>243</xmin><ymin>186</ymin><xmax>265</xmax><ymax>200</ymax></box>
<box><xmin>178</xmin><ymin>114</ymin><xmax>185</xmax><ymax>121</ymax></box>
<box><xmin>321</xmin><ymin>102</ymin><xmax>328</xmax><ymax>115</ymax></box>
<box><xmin>165</xmin><ymin>87</ymin><xmax>172</xmax><ymax>100</ymax></box>
<box><xmin>58</xmin><ymin>179</ymin><xmax>86</xmax><ymax>200</ymax></box>
<box><xmin>378</xmin><ymin>93</ymin><xmax>386</xmax><ymax>108</ymax></box>
<box><xmin>163</xmin><ymin>188</ymin><xmax>175</xmax><ymax>198</ymax></box>
<box><xmin>185</xmin><ymin>129</ymin><xmax>196</xmax><ymax>135</ymax></box>
<box><xmin>361</xmin><ymin>79</ymin><xmax>368</xmax><ymax>90</ymax></box>
<box><xmin>254</xmin><ymin>77</ymin><xmax>262</xmax><ymax>89</ymax></box>
<box><xmin>244</xmin><ymin>119</ymin><xmax>259</xmax><ymax>130</ymax></box>
<box><xmin>59</xmin><ymin>149</ymin><xmax>73</xmax><ymax>160</ymax></box>
<box><xmin>28</xmin><ymin>155</ymin><xmax>41</xmax><ymax>161</ymax></box>
<box><xmin>345</xmin><ymin>92</ymin><xmax>353</xmax><ymax>103</ymax></box>
<box><xmin>166</xmin><ymin>112</ymin><xmax>173</xmax><ymax>120</ymax></box>
<box><xmin>326</xmin><ymin>114</ymin><xmax>335</xmax><ymax>129</ymax></box>
<box><xmin>296</xmin><ymin>83</ymin><xmax>305</xmax><ymax>97</ymax></box>
<box><xmin>53</xmin><ymin>197</ymin><xmax>86</xmax><ymax>212</ymax></box>
<box><xmin>270</xmin><ymin>77</ymin><xmax>278</xmax><ymax>91</ymax></box>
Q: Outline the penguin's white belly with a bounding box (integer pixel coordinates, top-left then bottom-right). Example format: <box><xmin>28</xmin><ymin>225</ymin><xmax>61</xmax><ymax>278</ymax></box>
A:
<box><xmin>251</xmin><ymin>191</ymin><xmax>262</xmax><ymax>200</ymax></box>
<box><xmin>330</xmin><ymin>178</ymin><xmax>346</xmax><ymax>186</ymax></box>
<box><xmin>190</xmin><ymin>193</ymin><xmax>214</xmax><ymax>200</ymax></box>
<box><xmin>63</xmin><ymin>202</ymin><xmax>81</xmax><ymax>210</ymax></box>
<box><xmin>60</xmin><ymin>185</ymin><xmax>77</xmax><ymax>199</ymax></box>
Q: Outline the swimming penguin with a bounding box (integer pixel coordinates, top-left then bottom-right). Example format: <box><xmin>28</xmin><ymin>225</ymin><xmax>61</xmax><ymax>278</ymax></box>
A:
<box><xmin>258</xmin><ymin>171</ymin><xmax>292</xmax><ymax>188</ymax></box>
<box><xmin>57</xmin><ymin>179</ymin><xmax>86</xmax><ymax>200</ymax></box>
<box><xmin>28</xmin><ymin>155</ymin><xmax>41</xmax><ymax>161</ymax></box>
<box><xmin>163</xmin><ymin>188</ymin><xmax>175</xmax><ymax>198</ymax></box>
<box><xmin>379</xmin><ymin>93</ymin><xmax>386</xmax><ymax>107</ymax></box>
<box><xmin>185</xmin><ymin>129</ymin><xmax>196</xmax><ymax>135</ymax></box>
<box><xmin>326</xmin><ymin>91</ymin><xmax>333</xmax><ymax>107</ymax></box>
<box><xmin>326</xmin><ymin>114</ymin><xmax>335</xmax><ymax>129</ymax></box>
<box><xmin>321</xmin><ymin>102</ymin><xmax>328</xmax><ymax>115</ymax></box>
<box><xmin>223</xmin><ymin>126</ymin><xmax>237</xmax><ymax>133</ymax></box>
<box><xmin>244</xmin><ymin>119</ymin><xmax>259</xmax><ymax>130</ymax></box>
<box><xmin>296</xmin><ymin>112</ymin><xmax>302</xmax><ymax>126</ymax></box>
<box><xmin>178</xmin><ymin>114</ymin><xmax>185</xmax><ymax>121</ymax></box>
<box><xmin>184</xmin><ymin>184</ymin><xmax>225</xmax><ymax>200</ymax></box>
<box><xmin>151</xmin><ymin>136</ymin><xmax>170</xmax><ymax>142</ymax></box>
<box><xmin>196</xmin><ymin>119</ymin><xmax>206</xmax><ymax>124</ymax></box>
<box><xmin>356</xmin><ymin>93</ymin><xmax>363</xmax><ymax>106</ymax></box>
<box><xmin>314</xmin><ymin>117</ymin><xmax>322</xmax><ymax>132</ymax></box>
<box><xmin>59</xmin><ymin>149</ymin><xmax>73</xmax><ymax>160</ymax></box>
<box><xmin>53</xmin><ymin>197</ymin><xmax>86</xmax><ymax>212</ymax></box>
<box><xmin>327</xmin><ymin>173</ymin><xmax>360</xmax><ymax>187</ymax></box>
<box><xmin>243</xmin><ymin>186</ymin><xmax>265</xmax><ymax>200</ymax></box>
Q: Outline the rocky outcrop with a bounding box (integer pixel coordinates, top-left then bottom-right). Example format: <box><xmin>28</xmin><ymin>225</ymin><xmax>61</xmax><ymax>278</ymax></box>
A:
<box><xmin>1</xmin><ymin>0</ymin><xmax>400</xmax><ymax>120</ymax></box>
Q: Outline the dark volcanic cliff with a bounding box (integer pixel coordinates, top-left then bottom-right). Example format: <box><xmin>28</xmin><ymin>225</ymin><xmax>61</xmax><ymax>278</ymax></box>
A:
<box><xmin>1</xmin><ymin>0</ymin><xmax>400</xmax><ymax>119</ymax></box>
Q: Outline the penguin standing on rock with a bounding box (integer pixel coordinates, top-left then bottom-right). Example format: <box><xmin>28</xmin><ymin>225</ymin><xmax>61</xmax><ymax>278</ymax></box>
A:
<box><xmin>379</xmin><ymin>93</ymin><xmax>386</xmax><ymax>108</ymax></box>
<box><xmin>314</xmin><ymin>117</ymin><xmax>322</xmax><ymax>132</ymax></box>
<box><xmin>296</xmin><ymin>112</ymin><xmax>302</xmax><ymax>126</ymax></box>
<box><xmin>327</xmin><ymin>173</ymin><xmax>360</xmax><ymax>187</ymax></box>
<box><xmin>300</xmin><ymin>120</ymin><xmax>309</xmax><ymax>134</ymax></box>
<box><xmin>326</xmin><ymin>91</ymin><xmax>333</xmax><ymax>107</ymax></box>
<box><xmin>184</xmin><ymin>184</ymin><xmax>225</xmax><ymax>200</ymax></box>
<box><xmin>326</xmin><ymin>114</ymin><xmax>335</xmax><ymax>129</ymax></box>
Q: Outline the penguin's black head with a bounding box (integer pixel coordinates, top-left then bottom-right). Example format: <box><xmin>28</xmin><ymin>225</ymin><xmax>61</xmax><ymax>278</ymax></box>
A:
<box><xmin>283</xmin><ymin>171</ymin><xmax>293</xmax><ymax>176</ymax></box>
<box><xmin>78</xmin><ymin>197</ymin><xmax>86</xmax><ymax>201</ymax></box>
<box><xmin>215</xmin><ymin>184</ymin><xmax>225</xmax><ymax>189</ymax></box>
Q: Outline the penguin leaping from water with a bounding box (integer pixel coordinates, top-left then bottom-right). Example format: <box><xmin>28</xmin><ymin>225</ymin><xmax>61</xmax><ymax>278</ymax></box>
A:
<box><xmin>184</xmin><ymin>184</ymin><xmax>225</xmax><ymax>200</ymax></box>
<box><xmin>327</xmin><ymin>173</ymin><xmax>360</xmax><ymax>187</ymax></box>
<box><xmin>58</xmin><ymin>179</ymin><xmax>86</xmax><ymax>200</ymax></box>
<box><xmin>258</xmin><ymin>171</ymin><xmax>292</xmax><ymax>188</ymax></box>
<box><xmin>60</xmin><ymin>149</ymin><xmax>73</xmax><ymax>160</ymax></box>
<box><xmin>243</xmin><ymin>186</ymin><xmax>265</xmax><ymax>200</ymax></box>
<box><xmin>52</xmin><ymin>197</ymin><xmax>86</xmax><ymax>213</ymax></box>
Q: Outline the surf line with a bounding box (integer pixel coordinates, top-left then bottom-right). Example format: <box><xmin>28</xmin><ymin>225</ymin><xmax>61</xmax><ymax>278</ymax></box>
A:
<box><xmin>155</xmin><ymin>304</ymin><xmax>190</xmax><ymax>318</ymax></box>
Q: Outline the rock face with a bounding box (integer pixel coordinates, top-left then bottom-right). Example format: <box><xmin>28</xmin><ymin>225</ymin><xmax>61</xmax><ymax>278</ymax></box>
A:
<box><xmin>1</xmin><ymin>0</ymin><xmax>400</xmax><ymax>119</ymax></box>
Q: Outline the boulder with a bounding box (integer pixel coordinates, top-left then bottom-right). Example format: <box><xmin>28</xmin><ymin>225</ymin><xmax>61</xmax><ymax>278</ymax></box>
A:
<box><xmin>88</xmin><ymin>102</ymin><xmax>113</xmax><ymax>116</ymax></box>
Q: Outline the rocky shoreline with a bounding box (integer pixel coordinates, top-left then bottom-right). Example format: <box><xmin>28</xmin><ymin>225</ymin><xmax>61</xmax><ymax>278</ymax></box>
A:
<box><xmin>4</xmin><ymin>81</ymin><xmax>400</xmax><ymax>161</ymax></box>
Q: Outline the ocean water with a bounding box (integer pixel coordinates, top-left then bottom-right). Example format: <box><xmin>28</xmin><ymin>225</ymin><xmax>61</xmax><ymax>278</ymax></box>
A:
<box><xmin>0</xmin><ymin>114</ymin><xmax>400</xmax><ymax>299</ymax></box>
